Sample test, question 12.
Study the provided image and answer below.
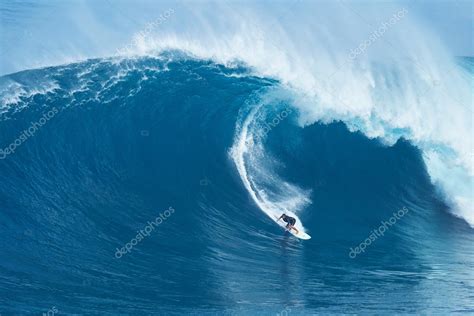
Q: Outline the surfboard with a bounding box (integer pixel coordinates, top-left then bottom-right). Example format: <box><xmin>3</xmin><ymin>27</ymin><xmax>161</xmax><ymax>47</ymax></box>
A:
<box><xmin>275</xmin><ymin>216</ymin><xmax>311</xmax><ymax>240</ymax></box>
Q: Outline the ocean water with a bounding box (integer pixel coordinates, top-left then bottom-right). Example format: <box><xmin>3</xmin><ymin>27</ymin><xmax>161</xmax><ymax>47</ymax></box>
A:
<box><xmin>0</xmin><ymin>54</ymin><xmax>473</xmax><ymax>315</ymax></box>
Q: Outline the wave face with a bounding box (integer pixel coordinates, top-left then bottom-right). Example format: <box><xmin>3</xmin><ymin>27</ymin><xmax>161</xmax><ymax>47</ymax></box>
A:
<box><xmin>0</xmin><ymin>55</ymin><xmax>473</xmax><ymax>314</ymax></box>
<box><xmin>46</xmin><ymin>0</ymin><xmax>470</xmax><ymax>228</ymax></box>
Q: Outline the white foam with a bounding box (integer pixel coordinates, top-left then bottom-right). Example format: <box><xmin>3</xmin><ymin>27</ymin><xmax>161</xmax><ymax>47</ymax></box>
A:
<box><xmin>230</xmin><ymin>93</ymin><xmax>311</xmax><ymax>234</ymax></box>
<box><xmin>0</xmin><ymin>80</ymin><xmax>60</xmax><ymax>114</ymax></box>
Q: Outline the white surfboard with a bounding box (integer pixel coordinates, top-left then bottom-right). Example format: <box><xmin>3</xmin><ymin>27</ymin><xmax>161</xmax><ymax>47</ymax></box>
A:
<box><xmin>275</xmin><ymin>215</ymin><xmax>311</xmax><ymax>240</ymax></box>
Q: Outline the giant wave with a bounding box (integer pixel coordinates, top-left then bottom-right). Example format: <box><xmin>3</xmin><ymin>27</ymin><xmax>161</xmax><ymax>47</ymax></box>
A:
<box><xmin>1</xmin><ymin>1</ymin><xmax>473</xmax><ymax>314</ymax></box>
<box><xmin>105</xmin><ymin>2</ymin><xmax>474</xmax><ymax>227</ymax></box>
<box><xmin>0</xmin><ymin>54</ymin><xmax>473</xmax><ymax>314</ymax></box>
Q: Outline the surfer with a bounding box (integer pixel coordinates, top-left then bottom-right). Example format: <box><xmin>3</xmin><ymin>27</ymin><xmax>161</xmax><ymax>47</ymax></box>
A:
<box><xmin>277</xmin><ymin>214</ymin><xmax>299</xmax><ymax>234</ymax></box>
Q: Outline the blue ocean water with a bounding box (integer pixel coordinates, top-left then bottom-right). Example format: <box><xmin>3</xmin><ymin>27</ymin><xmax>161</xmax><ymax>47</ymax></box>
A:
<box><xmin>0</xmin><ymin>54</ymin><xmax>473</xmax><ymax>314</ymax></box>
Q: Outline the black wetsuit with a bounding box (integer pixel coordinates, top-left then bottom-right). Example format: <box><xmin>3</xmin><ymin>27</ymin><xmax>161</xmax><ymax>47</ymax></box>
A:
<box><xmin>282</xmin><ymin>214</ymin><xmax>296</xmax><ymax>226</ymax></box>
